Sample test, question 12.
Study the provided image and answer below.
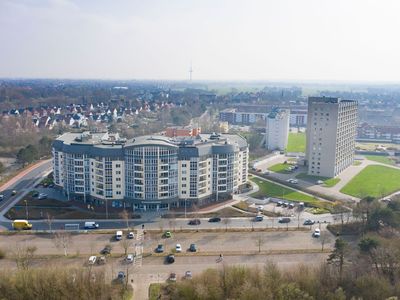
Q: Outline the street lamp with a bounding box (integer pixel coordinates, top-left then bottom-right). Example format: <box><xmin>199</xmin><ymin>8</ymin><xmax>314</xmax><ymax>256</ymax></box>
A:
<box><xmin>24</xmin><ymin>200</ymin><xmax>29</xmax><ymax>220</ymax></box>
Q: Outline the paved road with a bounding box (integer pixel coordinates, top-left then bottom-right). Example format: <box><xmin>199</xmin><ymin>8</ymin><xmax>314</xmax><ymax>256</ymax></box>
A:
<box><xmin>0</xmin><ymin>160</ymin><xmax>52</xmax><ymax>219</ymax></box>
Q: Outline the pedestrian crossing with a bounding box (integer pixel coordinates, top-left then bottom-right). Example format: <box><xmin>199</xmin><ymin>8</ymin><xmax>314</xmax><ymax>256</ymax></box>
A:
<box><xmin>134</xmin><ymin>229</ymin><xmax>144</xmax><ymax>267</ymax></box>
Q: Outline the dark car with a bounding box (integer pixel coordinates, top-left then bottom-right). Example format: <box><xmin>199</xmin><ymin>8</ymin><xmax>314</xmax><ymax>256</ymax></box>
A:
<box><xmin>166</xmin><ymin>254</ymin><xmax>175</xmax><ymax>264</ymax></box>
<box><xmin>208</xmin><ymin>217</ymin><xmax>221</xmax><ymax>223</ymax></box>
<box><xmin>278</xmin><ymin>217</ymin><xmax>291</xmax><ymax>223</ymax></box>
<box><xmin>117</xmin><ymin>271</ymin><xmax>125</xmax><ymax>282</ymax></box>
<box><xmin>31</xmin><ymin>191</ymin><xmax>39</xmax><ymax>197</ymax></box>
<box><xmin>189</xmin><ymin>243</ymin><xmax>197</xmax><ymax>252</ymax></box>
<box><xmin>303</xmin><ymin>219</ymin><xmax>315</xmax><ymax>225</ymax></box>
<box><xmin>188</xmin><ymin>219</ymin><xmax>201</xmax><ymax>225</ymax></box>
<box><xmin>100</xmin><ymin>245</ymin><xmax>112</xmax><ymax>255</ymax></box>
<box><xmin>156</xmin><ymin>244</ymin><xmax>164</xmax><ymax>253</ymax></box>
<box><xmin>254</xmin><ymin>215</ymin><xmax>264</xmax><ymax>222</ymax></box>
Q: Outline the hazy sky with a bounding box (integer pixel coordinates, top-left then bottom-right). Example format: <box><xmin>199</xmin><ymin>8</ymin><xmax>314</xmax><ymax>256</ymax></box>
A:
<box><xmin>1</xmin><ymin>0</ymin><xmax>400</xmax><ymax>81</ymax></box>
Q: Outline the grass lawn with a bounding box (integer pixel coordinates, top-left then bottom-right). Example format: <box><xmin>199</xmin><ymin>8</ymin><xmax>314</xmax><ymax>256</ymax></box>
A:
<box><xmin>286</xmin><ymin>132</ymin><xmax>306</xmax><ymax>153</ymax></box>
<box><xmin>365</xmin><ymin>155</ymin><xmax>395</xmax><ymax>166</ymax></box>
<box><xmin>149</xmin><ymin>283</ymin><xmax>163</xmax><ymax>300</ymax></box>
<box><xmin>353</xmin><ymin>161</ymin><xmax>362</xmax><ymax>166</ymax></box>
<box><xmin>250</xmin><ymin>177</ymin><xmax>332</xmax><ymax>210</ymax></box>
<box><xmin>295</xmin><ymin>173</ymin><xmax>340</xmax><ymax>187</ymax></box>
<box><xmin>340</xmin><ymin>165</ymin><xmax>400</xmax><ymax>198</ymax></box>
<box><xmin>268</xmin><ymin>163</ymin><xmax>292</xmax><ymax>173</ymax></box>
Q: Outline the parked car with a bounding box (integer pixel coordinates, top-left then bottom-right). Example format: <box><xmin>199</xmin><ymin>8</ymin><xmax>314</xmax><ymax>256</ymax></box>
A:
<box><xmin>38</xmin><ymin>193</ymin><xmax>47</xmax><ymax>199</ymax></box>
<box><xmin>126</xmin><ymin>254</ymin><xmax>134</xmax><ymax>263</ymax></box>
<box><xmin>316</xmin><ymin>180</ymin><xmax>324</xmax><ymax>185</ymax></box>
<box><xmin>31</xmin><ymin>191</ymin><xmax>39</xmax><ymax>197</ymax></box>
<box><xmin>278</xmin><ymin>217</ymin><xmax>291</xmax><ymax>223</ymax></box>
<box><xmin>188</xmin><ymin>219</ymin><xmax>201</xmax><ymax>225</ymax></box>
<box><xmin>164</xmin><ymin>231</ymin><xmax>172</xmax><ymax>238</ymax></box>
<box><xmin>208</xmin><ymin>217</ymin><xmax>221</xmax><ymax>223</ymax></box>
<box><xmin>166</xmin><ymin>254</ymin><xmax>175</xmax><ymax>264</ymax></box>
<box><xmin>98</xmin><ymin>256</ymin><xmax>106</xmax><ymax>265</ymax></box>
<box><xmin>282</xmin><ymin>202</ymin><xmax>289</xmax><ymax>208</ymax></box>
<box><xmin>169</xmin><ymin>273</ymin><xmax>177</xmax><ymax>282</ymax></box>
<box><xmin>288</xmin><ymin>203</ymin><xmax>294</xmax><ymax>209</ymax></box>
<box><xmin>254</xmin><ymin>215</ymin><xmax>264</xmax><ymax>222</ymax></box>
<box><xmin>115</xmin><ymin>231</ymin><xmax>123</xmax><ymax>241</ymax></box>
<box><xmin>88</xmin><ymin>256</ymin><xmax>97</xmax><ymax>265</ymax></box>
<box><xmin>313</xmin><ymin>228</ymin><xmax>321</xmax><ymax>238</ymax></box>
<box><xmin>127</xmin><ymin>232</ymin><xmax>134</xmax><ymax>239</ymax></box>
<box><xmin>257</xmin><ymin>205</ymin><xmax>263</xmax><ymax>211</ymax></box>
<box><xmin>156</xmin><ymin>244</ymin><xmax>164</xmax><ymax>253</ymax></box>
<box><xmin>291</xmin><ymin>179</ymin><xmax>298</xmax><ymax>184</ymax></box>
<box><xmin>117</xmin><ymin>271</ymin><xmax>126</xmax><ymax>282</ymax></box>
<box><xmin>100</xmin><ymin>245</ymin><xmax>112</xmax><ymax>255</ymax></box>
<box><xmin>277</xmin><ymin>201</ymin><xmax>283</xmax><ymax>206</ymax></box>
<box><xmin>11</xmin><ymin>190</ymin><xmax>17</xmax><ymax>196</ymax></box>
<box><xmin>175</xmin><ymin>244</ymin><xmax>182</xmax><ymax>253</ymax></box>
<box><xmin>303</xmin><ymin>219</ymin><xmax>315</xmax><ymax>225</ymax></box>
<box><xmin>263</xmin><ymin>171</ymin><xmax>270</xmax><ymax>175</ymax></box>
<box><xmin>184</xmin><ymin>271</ymin><xmax>192</xmax><ymax>279</ymax></box>
<box><xmin>189</xmin><ymin>243</ymin><xmax>197</xmax><ymax>252</ymax></box>
<box><xmin>0</xmin><ymin>195</ymin><xmax>4</xmax><ymax>201</ymax></box>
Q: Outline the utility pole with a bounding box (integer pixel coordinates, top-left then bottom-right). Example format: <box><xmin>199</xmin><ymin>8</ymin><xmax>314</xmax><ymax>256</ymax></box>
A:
<box><xmin>189</xmin><ymin>62</ymin><xmax>193</xmax><ymax>82</ymax></box>
<box><xmin>24</xmin><ymin>200</ymin><xmax>29</xmax><ymax>219</ymax></box>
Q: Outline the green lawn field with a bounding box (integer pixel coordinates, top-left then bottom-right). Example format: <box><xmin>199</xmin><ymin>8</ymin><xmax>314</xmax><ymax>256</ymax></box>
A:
<box><xmin>268</xmin><ymin>163</ymin><xmax>292</xmax><ymax>173</ymax></box>
<box><xmin>250</xmin><ymin>177</ymin><xmax>332</xmax><ymax>210</ymax></box>
<box><xmin>286</xmin><ymin>132</ymin><xmax>306</xmax><ymax>153</ymax></box>
<box><xmin>365</xmin><ymin>155</ymin><xmax>395</xmax><ymax>166</ymax></box>
<box><xmin>340</xmin><ymin>165</ymin><xmax>400</xmax><ymax>198</ymax></box>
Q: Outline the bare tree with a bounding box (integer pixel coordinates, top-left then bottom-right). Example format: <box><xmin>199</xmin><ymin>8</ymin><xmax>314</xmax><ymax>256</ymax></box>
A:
<box><xmin>222</xmin><ymin>218</ymin><xmax>231</xmax><ymax>232</ymax></box>
<box><xmin>255</xmin><ymin>235</ymin><xmax>265</xmax><ymax>253</ymax></box>
<box><xmin>45</xmin><ymin>212</ymin><xmax>54</xmax><ymax>233</ymax></box>
<box><xmin>320</xmin><ymin>230</ymin><xmax>332</xmax><ymax>251</ymax></box>
<box><xmin>14</xmin><ymin>244</ymin><xmax>37</xmax><ymax>270</ymax></box>
<box><xmin>121</xmin><ymin>238</ymin><xmax>133</xmax><ymax>256</ymax></box>
<box><xmin>119</xmin><ymin>209</ymin><xmax>130</xmax><ymax>230</ymax></box>
<box><xmin>168</xmin><ymin>211</ymin><xmax>177</xmax><ymax>232</ymax></box>
<box><xmin>53</xmin><ymin>230</ymin><xmax>73</xmax><ymax>256</ymax></box>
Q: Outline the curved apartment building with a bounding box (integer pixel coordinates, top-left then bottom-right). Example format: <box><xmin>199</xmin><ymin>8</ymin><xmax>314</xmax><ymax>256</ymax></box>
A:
<box><xmin>52</xmin><ymin>132</ymin><xmax>248</xmax><ymax>211</ymax></box>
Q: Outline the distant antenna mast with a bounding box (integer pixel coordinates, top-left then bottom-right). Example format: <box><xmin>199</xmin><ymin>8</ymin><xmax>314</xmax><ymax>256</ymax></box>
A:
<box><xmin>189</xmin><ymin>62</ymin><xmax>193</xmax><ymax>82</ymax></box>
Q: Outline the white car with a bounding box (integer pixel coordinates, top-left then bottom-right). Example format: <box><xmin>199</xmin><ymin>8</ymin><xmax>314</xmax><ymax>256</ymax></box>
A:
<box><xmin>126</xmin><ymin>254</ymin><xmax>134</xmax><ymax>263</ymax></box>
<box><xmin>316</xmin><ymin>180</ymin><xmax>324</xmax><ymax>185</ymax></box>
<box><xmin>38</xmin><ymin>193</ymin><xmax>48</xmax><ymax>199</ymax></box>
<box><xmin>175</xmin><ymin>244</ymin><xmax>182</xmax><ymax>253</ymax></box>
<box><xmin>291</xmin><ymin>179</ymin><xmax>298</xmax><ymax>184</ymax></box>
<box><xmin>313</xmin><ymin>228</ymin><xmax>321</xmax><ymax>238</ymax></box>
<box><xmin>88</xmin><ymin>255</ymin><xmax>97</xmax><ymax>265</ymax></box>
<box><xmin>127</xmin><ymin>232</ymin><xmax>134</xmax><ymax>239</ymax></box>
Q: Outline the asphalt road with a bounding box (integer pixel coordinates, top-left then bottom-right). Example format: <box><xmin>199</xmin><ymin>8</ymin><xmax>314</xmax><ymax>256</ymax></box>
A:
<box><xmin>0</xmin><ymin>160</ymin><xmax>52</xmax><ymax>217</ymax></box>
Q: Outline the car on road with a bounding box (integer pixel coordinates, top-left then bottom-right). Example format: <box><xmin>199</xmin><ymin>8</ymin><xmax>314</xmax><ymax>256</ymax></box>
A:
<box><xmin>127</xmin><ymin>232</ymin><xmax>134</xmax><ymax>239</ymax></box>
<box><xmin>0</xmin><ymin>194</ymin><xmax>4</xmax><ymax>201</ymax></box>
<box><xmin>32</xmin><ymin>191</ymin><xmax>39</xmax><ymax>197</ymax></box>
<box><xmin>303</xmin><ymin>219</ymin><xmax>315</xmax><ymax>225</ymax></box>
<box><xmin>175</xmin><ymin>244</ymin><xmax>182</xmax><ymax>253</ymax></box>
<box><xmin>189</xmin><ymin>243</ymin><xmax>197</xmax><ymax>252</ymax></box>
<box><xmin>278</xmin><ymin>217</ymin><xmax>291</xmax><ymax>223</ymax></box>
<box><xmin>316</xmin><ymin>180</ymin><xmax>324</xmax><ymax>185</ymax></box>
<box><xmin>263</xmin><ymin>171</ymin><xmax>270</xmax><ymax>175</ymax></box>
<box><xmin>126</xmin><ymin>254</ymin><xmax>134</xmax><ymax>263</ymax></box>
<box><xmin>313</xmin><ymin>228</ymin><xmax>321</xmax><ymax>238</ymax></box>
<box><xmin>184</xmin><ymin>271</ymin><xmax>192</xmax><ymax>279</ymax></box>
<box><xmin>117</xmin><ymin>271</ymin><xmax>125</xmax><ymax>282</ymax></box>
<box><xmin>164</xmin><ymin>231</ymin><xmax>172</xmax><ymax>238</ymax></box>
<box><xmin>166</xmin><ymin>254</ymin><xmax>175</xmax><ymax>264</ymax></box>
<box><xmin>84</xmin><ymin>222</ymin><xmax>99</xmax><ymax>229</ymax></box>
<box><xmin>208</xmin><ymin>217</ymin><xmax>221</xmax><ymax>223</ymax></box>
<box><xmin>38</xmin><ymin>193</ymin><xmax>47</xmax><ymax>199</ymax></box>
<box><xmin>254</xmin><ymin>215</ymin><xmax>264</xmax><ymax>222</ymax></box>
<box><xmin>88</xmin><ymin>256</ymin><xmax>97</xmax><ymax>265</ymax></box>
<box><xmin>188</xmin><ymin>219</ymin><xmax>201</xmax><ymax>225</ymax></box>
<box><xmin>257</xmin><ymin>205</ymin><xmax>263</xmax><ymax>211</ymax></box>
<box><xmin>100</xmin><ymin>245</ymin><xmax>112</xmax><ymax>255</ymax></box>
<box><xmin>168</xmin><ymin>273</ymin><xmax>177</xmax><ymax>282</ymax></box>
<box><xmin>11</xmin><ymin>190</ymin><xmax>17</xmax><ymax>196</ymax></box>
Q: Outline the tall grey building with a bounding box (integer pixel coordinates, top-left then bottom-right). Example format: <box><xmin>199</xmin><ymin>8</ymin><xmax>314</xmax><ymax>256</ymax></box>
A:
<box><xmin>306</xmin><ymin>97</ymin><xmax>358</xmax><ymax>177</ymax></box>
<box><xmin>265</xmin><ymin>108</ymin><xmax>290</xmax><ymax>151</ymax></box>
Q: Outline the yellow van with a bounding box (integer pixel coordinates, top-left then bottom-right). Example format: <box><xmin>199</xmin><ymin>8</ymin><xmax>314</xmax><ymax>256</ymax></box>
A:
<box><xmin>12</xmin><ymin>220</ymin><xmax>33</xmax><ymax>230</ymax></box>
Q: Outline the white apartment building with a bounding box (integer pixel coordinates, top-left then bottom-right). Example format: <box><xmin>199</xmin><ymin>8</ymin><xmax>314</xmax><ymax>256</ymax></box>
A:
<box><xmin>52</xmin><ymin>132</ymin><xmax>248</xmax><ymax>211</ymax></box>
<box><xmin>265</xmin><ymin>109</ymin><xmax>290</xmax><ymax>151</ymax></box>
<box><xmin>306</xmin><ymin>97</ymin><xmax>358</xmax><ymax>178</ymax></box>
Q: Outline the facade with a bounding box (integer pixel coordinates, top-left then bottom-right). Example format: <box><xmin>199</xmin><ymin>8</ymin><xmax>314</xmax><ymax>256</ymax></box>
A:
<box><xmin>165</xmin><ymin>126</ymin><xmax>201</xmax><ymax>138</ymax></box>
<box><xmin>265</xmin><ymin>109</ymin><xmax>290</xmax><ymax>151</ymax></box>
<box><xmin>357</xmin><ymin>123</ymin><xmax>400</xmax><ymax>143</ymax></box>
<box><xmin>219</xmin><ymin>108</ymin><xmax>267</xmax><ymax>125</ymax></box>
<box><xmin>306</xmin><ymin>97</ymin><xmax>358</xmax><ymax>177</ymax></box>
<box><xmin>289</xmin><ymin>110</ymin><xmax>307</xmax><ymax>127</ymax></box>
<box><xmin>52</xmin><ymin>132</ymin><xmax>248</xmax><ymax>211</ymax></box>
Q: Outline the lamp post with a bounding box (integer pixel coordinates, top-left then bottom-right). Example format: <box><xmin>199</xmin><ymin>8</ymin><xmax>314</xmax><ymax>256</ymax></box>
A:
<box><xmin>24</xmin><ymin>200</ymin><xmax>29</xmax><ymax>219</ymax></box>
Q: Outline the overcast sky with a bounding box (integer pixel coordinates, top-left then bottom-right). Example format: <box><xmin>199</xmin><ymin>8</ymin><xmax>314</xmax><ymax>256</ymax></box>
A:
<box><xmin>1</xmin><ymin>0</ymin><xmax>400</xmax><ymax>81</ymax></box>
